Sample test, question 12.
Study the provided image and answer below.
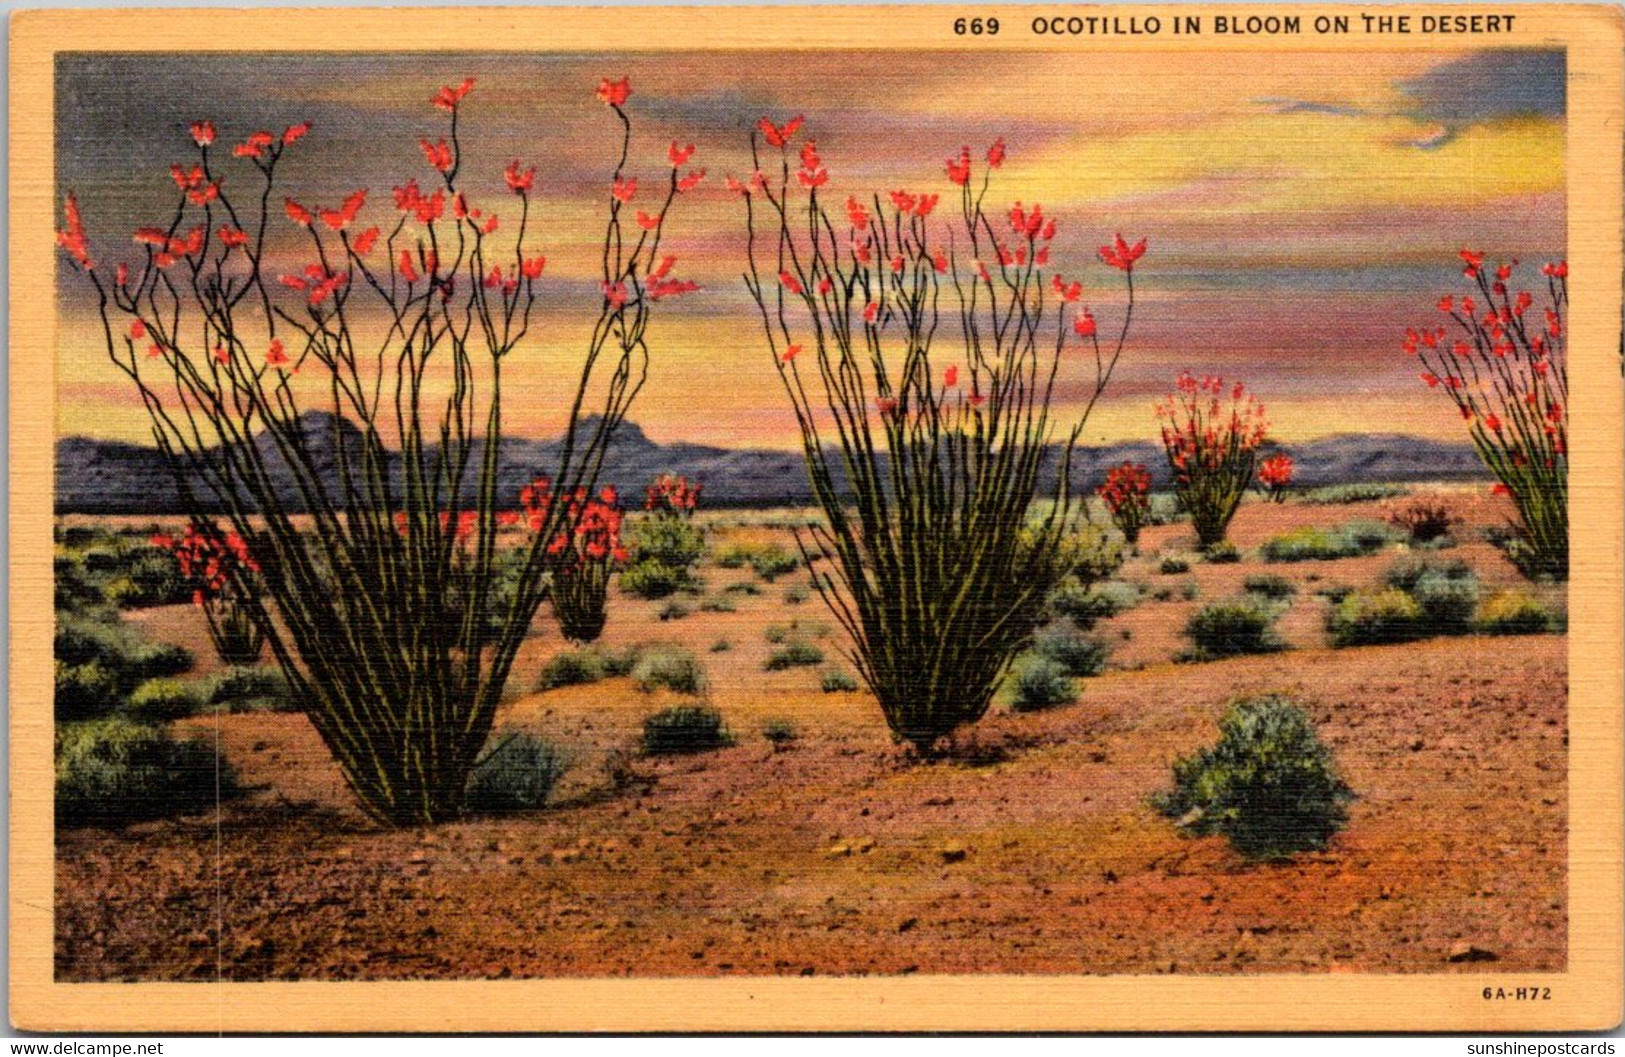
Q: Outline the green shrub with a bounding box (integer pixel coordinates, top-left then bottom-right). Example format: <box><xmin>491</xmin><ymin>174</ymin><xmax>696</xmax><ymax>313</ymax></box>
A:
<box><xmin>56</xmin><ymin>717</ymin><xmax>236</xmax><ymax>827</ymax></box>
<box><xmin>1180</xmin><ymin>581</ymin><xmax>1201</xmax><ymax>601</ymax></box>
<box><xmin>537</xmin><ymin>649</ymin><xmax>607</xmax><ymax>690</ymax></box>
<box><xmin>698</xmin><ymin>597</ymin><xmax>737</xmax><ymax>613</ymax></box>
<box><xmin>1146</xmin><ymin>493</ymin><xmax>1185</xmax><ymax>526</ymax></box>
<box><xmin>765</xmin><ymin>641</ymin><xmax>825</xmax><ymax>671</ymax></box>
<box><xmin>1203</xmin><ymin>540</ymin><xmax>1241</xmax><ymax>564</ymax></box>
<box><xmin>723</xmin><ymin>581</ymin><xmax>762</xmax><ymax>596</ymax></box>
<box><xmin>1007</xmin><ymin>655</ymin><xmax>1079</xmax><ymax>712</ymax></box>
<box><xmin>1032</xmin><ymin>626</ymin><xmax>1110</xmax><ymax>677</ymax></box>
<box><xmin>749</xmin><ymin>546</ymin><xmax>798</xmax><ymax>581</ymax></box>
<box><xmin>1298</xmin><ymin>483</ymin><xmax>1410</xmax><ymax>505</ymax></box>
<box><xmin>819</xmin><ymin>666</ymin><xmax>860</xmax><ymax>692</ymax></box>
<box><xmin>1182</xmin><ymin>598</ymin><xmax>1285</xmax><ymax>659</ymax></box>
<box><xmin>1262</xmin><ymin>520</ymin><xmax>1398</xmax><ymax>563</ymax></box>
<box><xmin>658</xmin><ymin>600</ymin><xmax>692</xmax><ymax>621</ymax></box>
<box><xmin>55</xmin><ymin>661</ymin><xmax>124</xmax><ymax>721</ymax></box>
<box><xmin>208</xmin><ymin>666</ymin><xmax>296</xmax><ymax>712</ymax></box>
<box><xmin>597</xmin><ymin>646</ymin><xmax>641</xmax><ymax>677</ymax></box>
<box><xmin>55</xmin><ymin>614</ymin><xmax>192</xmax><ymax>686</ymax></box>
<box><xmin>632</xmin><ymin>646</ymin><xmax>708</xmax><ymax>695</ymax></box>
<box><xmin>1243</xmin><ymin>574</ymin><xmax>1297</xmax><ymax>601</ymax></box>
<box><xmin>125</xmin><ymin>677</ymin><xmax>208</xmax><ymax>722</ymax></box>
<box><xmin>642</xmin><ymin>704</ymin><xmax>732</xmax><ymax>756</ymax></box>
<box><xmin>54</xmin><ymin>555</ymin><xmax>107</xmax><ymax>611</ymax></box>
<box><xmin>709</xmin><ymin>639</ymin><xmax>732</xmax><ymax>653</ymax></box>
<box><xmin>762</xmin><ymin>717</ymin><xmax>799</xmax><ymax>747</ymax></box>
<box><xmin>619</xmin><ymin>559</ymin><xmax>689</xmax><ymax>600</ymax></box>
<box><xmin>783</xmin><ymin>585</ymin><xmax>809</xmax><ymax>605</ymax></box>
<box><xmin>763</xmin><ymin>623</ymin><xmax>791</xmax><ymax>644</ymax></box>
<box><xmin>1158</xmin><ymin>556</ymin><xmax>1190</xmax><ymax>575</ymax></box>
<box><xmin>106</xmin><ymin>551</ymin><xmax>188</xmax><ymax>608</ymax></box>
<box><xmin>1477</xmin><ymin>591</ymin><xmax>1558</xmax><ymax>635</ymax></box>
<box><xmin>464</xmin><ymin>731</ymin><xmax>568</xmax><ymax>814</ymax></box>
<box><xmin>1050</xmin><ymin>580</ymin><xmax>1141</xmax><ymax>628</ymax></box>
<box><xmin>1053</xmin><ymin>523</ymin><xmax>1125</xmax><ymax>589</ymax></box>
<box><xmin>626</xmin><ymin>515</ymin><xmax>706</xmax><ymax>570</ymax></box>
<box><xmin>1326</xmin><ymin>588</ymin><xmax>1425</xmax><ymax>647</ymax></box>
<box><xmin>1154</xmin><ymin>696</ymin><xmax>1354</xmax><ymax>859</ymax></box>
<box><xmin>1314</xmin><ymin>584</ymin><xmax>1355</xmax><ymax>604</ymax></box>
<box><xmin>1382</xmin><ymin>557</ymin><xmax>1479</xmax><ymax>634</ymax></box>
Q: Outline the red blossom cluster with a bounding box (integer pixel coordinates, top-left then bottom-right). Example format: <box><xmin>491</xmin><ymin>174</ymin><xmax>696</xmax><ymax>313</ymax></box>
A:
<box><xmin>1156</xmin><ymin>373</ymin><xmax>1269</xmax><ymax>548</ymax></box>
<box><xmin>515</xmin><ymin>478</ymin><xmax>629</xmax><ymax>565</ymax></box>
<box><xmin>151</xmin><ymin>523</ymin><xmax>259</xmax><ymax>606</ymax></box>
<box><xmin>645</xmin><ymin>473</ymin><xmax>702</xmax><ymax>518</ymax></box>
<box><xmin>1097</xmin><ymin>461</ymin><xmax>1153</xmax><ymax>544</ymax></box>
<box><xmin>1256</xmin><ymin>453</ymin><xmax>1294</xmax><ymax>502</ymax></box>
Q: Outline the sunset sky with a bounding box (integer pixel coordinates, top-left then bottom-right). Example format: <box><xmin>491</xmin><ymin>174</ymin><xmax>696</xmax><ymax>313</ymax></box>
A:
<box><xmin>54</xmin><ymin>48</ymin><xmax>1565</xmax><ymax>449</ymax></box>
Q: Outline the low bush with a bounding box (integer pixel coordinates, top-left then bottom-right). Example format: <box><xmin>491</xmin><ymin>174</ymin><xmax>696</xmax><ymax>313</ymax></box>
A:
<box><xmin>1242</xmin><ymin>574</ymin><xmax>1297</xmax><ymax>601</ymax></box>
<box><xmin>632</xmin><ymin>646</ymin><xmax>708</xmax><ymax>695</ymax></box>
<box><xmin>55</xmin><ymin>660</ymin><xmax>123</xmax><ymax>721</ymax></box>
<box><xmin>642</xmin><ymin>704</ymin><xmax>733</xmax><ymax>756</ymax></box>
<box><xmin>1007</xmin><ymin>655</ymin><xmax>1079</xmax><ymax>713</ymax></box>
<box><xmin>783</xmin><ymin>585</ymin><xmax>809</xmax><ymax>605</ymax></box>
<box><xmin>56</xmin><ymin>717</ymin><xmax>236</xmax><ymax>827</ymax></box>
<box><xmin>1050</xmin><ymin>580</ymin><xmax>1141</xmax><ymax>628</ymax></box>
<box><xmin>1203</xmin><ymin>541</ymin><xmax>1242</xmax><ymax>564</ymax></box>
<box><xmin>1154</xmin><ymin>695</ymin><xmax>1354</xmax><ymax>859</ymax></box>
<box><xmin>763</xmin><ymin>623</ymin><xmax>791</xmax><ymax>644</ymax></box>
<box><xmin>536</xmin><ymin>649</ymin><xmax>607</xmax><ymax>691</ymax></box>
<box><xmin>208</xmin><ymin>666</ymin><xmax>296</xmax><ymax>712</ymax></box>
<box><xmin>1032</xmin><ymin>626</ymin><xmax>1110</xmax><ymax>677</ymax></box>
<box><xmin>762</xmin><ymin>717</ymin><xmax>798</xmax><ymax>747</ymax></box>
<box><xmin>464</xmin><ymin>731</ymin><xmax>568</xmax><ymax>814</ymax></box>
<box><xmin>819</xmin><ymin>667</ymin><xmax>860</xmax><ymax>692</ymax></box>
<box><xmin>626</xmin><ymin>514</ymin><xmax>707</xmax><ymax>570</ymax></box>
<box><xmin>709</xmin><ymin>639</ymin><xmax>732</xmax><ymax>653</ymax></box>
<box><xmin>658</xmin><ymin>601</ymin><xmax>692</xmax><ymax>621</ymax></box>
<box><xmin>698</xmin><ymin>597</ymin><xmax>737</xmax><ymax>613</ymax></box>
<box><xmin>1326</xmin><ymin>588</ymin><xmax>1425</xmax><ymax>647</ymax></box>
<box><xmin>55</xmin><ymin>614</ymin><xmax>193</xmax><ymax>687</ymax></box>
<box><xmin>1158</xmin><ymin>556</ymin><xmax>1190</xmax><ymax>575</ymax></box>
<box><xmin>1062</xmin><ymin>524</ymin><xmax>1126</xmax><ymax>588</ymax></box>
<box><xmin>619</xmin><ymin>559</ymin><xmax>689</xmax><ymax>600</ymax></box>
<box><xmin>1477</xmin><ymin>591</ymin><xmax>1558</xmax><ymax>635</ymax></box>
<box><xmin>1383</xmin><ymin>557</ymin><xmax>1479</xmax><ymax>634</ymax></box>
<box><xmin>1261</xmin><ymin>520</ymin><xmax>1398</xmax><ymax>563</ymax></box>
<box><xmin>125</xmin><ymin>677</ymin><xmax>208</xmax><ymax>722</ymax></box>
<box><xmin>1182</xmin><ymin>598</ymin><xmax>1285</xmax><ymax>660</ymax></box>
<box><xmin>1298</xmin><ymin>483</ymin><xmax>1410</xmax><ymax>505</ymax></box>
<box><xmin>723</xmin><ymin>582</ymin><xmax>763</xmax><ymax>596</ymax></box>
<box><xmin>765</xmin><ymin>641</ymin><xmax>825</xmax><ymax>671</ymax></box>
<box><xmin>1387</xmin><ymin>498</ymin><xmax>1459</xmax><ymax>544</ymax></box>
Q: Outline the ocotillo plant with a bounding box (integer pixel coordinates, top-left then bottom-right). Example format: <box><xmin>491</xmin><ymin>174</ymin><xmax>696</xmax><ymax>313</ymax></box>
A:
<box><xmin>1256</xmin><ymin>453</ymin><xmax>1294</xmax><ymax>504</ymax></box>
<box><xmin>1408</xmin><ymin>253</ymin><xmax>1567</xmax><ymax>580</ymax></box>
<box><xmin>1155</xmin><ymin>373</ymin><xmax>1268</xmax><ymax>549</ymax></box>
<box><xmin>738</xmin><ymin>123</ymin><xmax>1141</xmax><ymax>753</ymax></box>
<box><xmin>1098</xmin><ymin>461</ymin><xmax>1153</xmax><ymax>544</ymax></box>
<box><xmin>153</xmin><ymin>523</ymin><xmax>266</xmax><ymax>666</ymax></box>
<box><xmin>526</xmin><ymin>479</ymin><xmax>630</xmax><ymax>643</ymax></box>
<box><xmin>56</xmin><ymin>75</ymin><xmax>699</xmax><ymax>824</ymax></box>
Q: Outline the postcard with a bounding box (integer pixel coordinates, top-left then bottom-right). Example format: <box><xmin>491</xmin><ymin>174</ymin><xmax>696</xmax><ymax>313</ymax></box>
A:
<box><xmin>11</xmin><ymin>3</ymin><xmax>1623</xmax><ymax>1032</ymax></box>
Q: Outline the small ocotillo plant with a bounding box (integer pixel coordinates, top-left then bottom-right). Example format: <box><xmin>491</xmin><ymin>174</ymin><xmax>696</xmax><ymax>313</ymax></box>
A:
<box><xmin>527</xmin><ymin>481</ymin><xmax>629</xmax><ymax>644</ymax></box>
<box><xmin>1156</xmin><ymin>373</ymin><xmax>1269</xmax><ymax>549</ymax></box>
<box><xmin>152</xmin><ymin>523</ymin><xmax>265</xmax><ymax>665</ymax></box>
<box><xmin>1097</xmin><ymin>461</ymin><xmax>1152</xmax><ymax>544</ymax></box>
<box><xmin>1255</xmin><ymin>453</ymin><xmax>1294</xmax><ymax>504</ymax></box>
<box><xmin>56</xmin><ymin>75</ymin><xmax>699</xmax><ymax>825</ymax></box>
<box><xmin>738</xmin><ymin>123</ymin><xmax>1141</xmax><ymax>753</ymax></box>
<box><xmin>1408</xmin><ymin>252</ymin><xmax>1567</xmax><ymax>580</ymax></box>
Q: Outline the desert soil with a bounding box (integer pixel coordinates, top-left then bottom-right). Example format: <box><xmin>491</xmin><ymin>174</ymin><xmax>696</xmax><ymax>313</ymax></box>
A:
<box><xmin>54</xmin><ymin>491</ymin><xmax>1567</xmax><ymax>980</ymax></box>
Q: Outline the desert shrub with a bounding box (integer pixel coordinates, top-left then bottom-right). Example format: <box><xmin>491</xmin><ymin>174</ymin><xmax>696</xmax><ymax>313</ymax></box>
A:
<box><xmin>1203</xmin><ymin>541</ymin><xmax>1241</xmax><ymax>564</ymax></box>
<box><xmin>536</xmin><ymin>649</ymin><xmax>607</xmax><ymax>690</ymax></box>
<box><xmin>1007</xmin><ymin>656</ymin><xmax>1079</xmax><ymax>712</ymax></box>
<box><xmin>1314</xmin><ymin>584</ymin><xmax>1355</xmax><ymax>603</ymax></box>
<box><xmin>1154</xmin><ymin>696</ymin><xmax>1354</xmax><ymax>859</ymax></box>
<box><xmin>54</xmin><ymin>555</ymin><xmax>107</xmax><ymax>611</ymax></box>
<box><xmin>763</xmin><ymin>623</ymin><xmax>791</xmax><ymax>644</ymax></box>
<box><xmin>819</xmin><ymin>666</ymin><xmax>860</xmax><ymax>692</ymax></box>
<box><xmin>1242</xmin><ymin>574</ymin><xmax>1297</xmax><ymax>601</ymax></box>
<box><xmin>723</xmin><ymin>582</ymin><xmax>763</xmax><ymax>597</ymax></box>
<box><xmin>1477</xmin><ymin>591</ymin><xmax>1558</xmax><ymax>635</ymax></box>
<box><xmin>619</xmin><ymin>558</ymin><xmax>689</xmax><ymax>600</ymax></box>
<box><xmin>632</xmin><ymin>646</ymin><xmax>707</xmax><ymax>696</ymax></box>
<box><xmin>55</xmin><ymin>614</ymin><xmax>193</xmax><ymax>691</ymax></box>
<box><xmin>1261</xmin><ymin>520</ymin><xmax>1397</xmax><ymax>563</ymax></box>
<box><xmin>209</xmin><ymin>666</ymin><xmax>296</xmax><ymax>712</ymax></box>
<box><xmin>125</xmin><ymin>677</ymin><xmax>208</xmax><ymax>722</ymax></box>
<box><xmin>1064</xmin><ymin>524</ymin><xmax>1126</xmax><ymax>588</ymax></box>
<box><xmin>1326</xmin><ymin>588</ymin><xmax>1425</xmax><ymax>647</ymax></box>
<box><xmin>709</xmin><ymin>639</ymin><xmax>732</xmax><ymax>653</ymax></box>
<box><xmin>55</xmin><ymin>717</ymin><xmax>236</xmax><ymax>827</ymax></box>
<box><xmin>762</xmin><ymin>717</ymin><xmax>799</xmax><ymax>747</ymax></box>
<box><xmin>464</xmin><ymin>731</ymin><xmax>568</xmax><ymax>814</ymax></box>
<box><xmin>642</xmin><ymin>704</ymin><xmax>732</xmax><ymax>756</ymax></box>
<box><xmin>698</xmin><ymin>596</ymin><xmax>737</xmax><ymax>613</ymax></box>
<box><xmin>625</xmin><ymin>515</ymin><xmax>706</xmax><ymax>570</ymax></box>
<box><xmin>749</xmin><ymin>546</ymin><xmax>798</xmax><ymax>581</ymax></box>
<box><xmin>1387</xmin><ymin>498</ymin><xmax>1459</xmax><ymax>544</ymax></box>
<box><xmin>1050</xmin><ymin>580</ymin><xmax>1141</xmax><ymax>628</ymax></box>
<box><xmin>1146</xmin><ymin>493</ymin><xmax>1185</xmax><ymax>526</ymax></box>
<box><xmin>658</xmin><ymin>601</ymin><xmax>692</xmax><ymax>621</ymax></box>
<box><xmin>1153</xmin><ymin>580</ymin><xmax>1200</xmax><ymax>602</ymax></box>
<box><xmin>55</xmin><ymin>661</ymin><xmax>124</xmax><ymax>721</ymax></box>
<box><xmin>1182</xmin><ymin>598</ymin><xmax>1285</xmax><ymax>660</ymax></box>
<box><xmin>1032</xmin><ymin>626</ymin><xmax>1110</xmax><ymax>677</ymax></box>
<box><xmin>1383</xmin><ymin>557</ymin><xmax>1480</xmax><ymax>634</ymax></box>
<box><xmin>765</xmin><ymin>641</ymin><xmax>825</xmax><ymax>671</ymax></box>
<box><xmin>1158</xmin><ymin>556</ymin><xmax>1190</xmax><ymax>575</ymax></box>
<box><xmin>783</xmin><ymin>585</ymin><xmax>809</xmax><ymax>605</ymax></box>
<box><xmin>1298</xmin><ymin>483</ymin><xmax>1410</xmax><ymax>505</ymax></box>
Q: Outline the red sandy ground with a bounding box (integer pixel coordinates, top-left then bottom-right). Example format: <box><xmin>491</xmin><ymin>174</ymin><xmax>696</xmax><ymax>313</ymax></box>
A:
<box><xmin>54</xmin><ymin>491</ymin><xmax>1567</xmax><ymax>980</ymax></box>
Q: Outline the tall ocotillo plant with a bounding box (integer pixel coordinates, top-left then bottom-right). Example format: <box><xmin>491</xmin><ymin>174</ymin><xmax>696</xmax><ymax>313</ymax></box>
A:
<box><xmin>1155</xmin><ymin>374</ymin><xmax>1268</xmax><ymax>549</ymax></box>
<box><xmin>1409</xmin><ymin>252</ymin><xmax>1567</xmax><ymax>580</ymax></box>
<box><xmin>55</xmin><ymin>75</ymin><xmax>702</xmax><ymax>824</ymax></box>
<box><xmin>738</xmin><ymin>123</ymin><xmax>1141</xmax><ymax>752</ymax></box>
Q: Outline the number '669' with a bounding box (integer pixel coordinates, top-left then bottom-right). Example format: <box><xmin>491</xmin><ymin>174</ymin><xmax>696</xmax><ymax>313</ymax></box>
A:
<box><xmin>953</xmin><ymin>17</ymin><xmax>999</xmax><ymax>34</ymax></box>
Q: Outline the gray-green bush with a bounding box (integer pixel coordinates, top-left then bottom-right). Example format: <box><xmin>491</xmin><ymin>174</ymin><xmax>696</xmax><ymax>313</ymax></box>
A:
<box><xmin>642</xmin><ymin>704</ymin><xmax>732</xmax><ymax>756</ymax></box>
<box><xmin>1182</xmin><ymin>598</ymin><xmax>1285</xmax><ymax>660</ymax></box>
<box><xmin>464</xmin><ymin>731</ymin><xmax>568</xmax><ymax>813</ymax></box>
<box><xmin>56</xmin><ymin>717</ymin><xmax>236</xmax><ymax>827</ymax></box>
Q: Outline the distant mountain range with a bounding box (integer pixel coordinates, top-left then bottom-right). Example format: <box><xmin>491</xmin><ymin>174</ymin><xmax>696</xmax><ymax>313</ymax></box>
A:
<box><xmin>54</xmin><ymin>413</ymin><xmax>1491</xmax><ymax>514</ymax></box>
